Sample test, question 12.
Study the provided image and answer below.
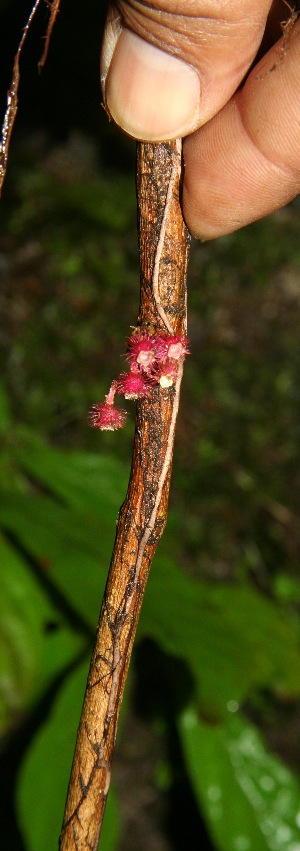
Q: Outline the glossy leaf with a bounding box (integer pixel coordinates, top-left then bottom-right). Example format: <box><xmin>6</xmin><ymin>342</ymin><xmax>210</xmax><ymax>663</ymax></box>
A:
<box><xmin>179</xmin><ymin>708</ymin><xmax>300</xmax><ymax>851</ymax></box>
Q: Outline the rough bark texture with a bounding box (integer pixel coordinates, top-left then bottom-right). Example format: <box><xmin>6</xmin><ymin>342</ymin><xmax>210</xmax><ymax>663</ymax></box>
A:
<box><xmin>59</xmin><ymin>139</ymin><xmax>190</xmax><ymax>850</ymax></box>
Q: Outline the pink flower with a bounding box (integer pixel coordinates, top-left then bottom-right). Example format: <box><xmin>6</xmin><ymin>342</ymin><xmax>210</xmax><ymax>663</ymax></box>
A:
<box><xmin>89</xmin><ymin>330</ymin><xmax>190</xmax><ymax>432</ymax></box>
<box><xmin>127</xmin><ymin>330</ymin><xmax>189</xmax><ymax>372</ymax></box>
<box><xmin>116</xmin><ymin>370</ymin><xmax>152</xmax><ymax>399</ymax></box>
<box><xmin>126</xmin><ymin>332</ymin><xmax>158</xmax><ymax>370</ymax></box>
<box><xmin>156</xmin><ymin>334</ymin><xmax>190</xmax><ymax>361</ymax></box>
<box><xmin>90</xmin><ymin>401</ymin><xmax>127</xmax><ymax>431</ymax></box>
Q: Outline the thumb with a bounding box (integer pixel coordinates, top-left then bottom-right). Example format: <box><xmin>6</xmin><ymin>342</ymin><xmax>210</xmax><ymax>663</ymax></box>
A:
<box><xmin>100</xmin><ymin>0</ymin><xmax>272</xmax><ymax>141</ymax></box>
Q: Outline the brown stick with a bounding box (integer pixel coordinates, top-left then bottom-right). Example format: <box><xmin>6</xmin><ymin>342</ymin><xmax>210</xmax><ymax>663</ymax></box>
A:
<box><xmin>59</xmin><ymin>139</ymin><xmax>190</xmax><ymax>850</ymax></box>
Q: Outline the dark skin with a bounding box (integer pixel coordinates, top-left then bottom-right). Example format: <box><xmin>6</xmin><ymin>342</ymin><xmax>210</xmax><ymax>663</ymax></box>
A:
<box><xmin>101</xmin><ymin>0</ymin><xmax>300</xmax><ymax>238</ymax></box>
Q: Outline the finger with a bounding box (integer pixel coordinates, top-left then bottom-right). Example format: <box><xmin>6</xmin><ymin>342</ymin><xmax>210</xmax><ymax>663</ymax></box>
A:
<box><xmin>101</xmin><ymin>0</ymin><xmax>273</xmax><ymax>141</ymax></box>
<box><xmin>183</xmin><ymin>17</ymin><xmax>300</xmax><ymax>239</ymax></box>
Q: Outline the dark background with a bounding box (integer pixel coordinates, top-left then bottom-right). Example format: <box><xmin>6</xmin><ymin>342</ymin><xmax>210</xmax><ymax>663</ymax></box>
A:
<box><xmin>1</xmin><ymin>3</ymin><xmax>300</xmax><ymax>850</ymax></box>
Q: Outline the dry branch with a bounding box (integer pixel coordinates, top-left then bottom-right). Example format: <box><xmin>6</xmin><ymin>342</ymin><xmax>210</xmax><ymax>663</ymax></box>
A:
<box><xmin>59</xmin><ymin>138</ymin><xmax>190</xmax><ymax>850</ymax></box>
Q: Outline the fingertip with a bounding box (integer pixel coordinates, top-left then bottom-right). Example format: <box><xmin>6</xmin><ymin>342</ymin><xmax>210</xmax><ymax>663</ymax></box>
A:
<box><xmin>102</xmin><ymin>29</ymin><xmax>201</xmax><ymax>142</ymax></box>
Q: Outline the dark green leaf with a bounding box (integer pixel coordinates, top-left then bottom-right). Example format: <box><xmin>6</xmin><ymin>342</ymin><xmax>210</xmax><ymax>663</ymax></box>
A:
<box><xmin>0</xmin><ymin>488</ymin><xmax>113</xmax><ymax>627</ymax></box>
<box><xmin>140</xmin><ymin>557</ymin><xmax>300</xmax><ymax>715</ymax></box>
<box><xmin>0</xmin><ymin>532</ymin><xmax>85</xmax><ymax>733</ymax></box>
<box><xmin>0</xmin><ymin>532</ymin><xmax>46</xmax><ymax>734</ymax></box>
<box><xmin>14</xmin><ymin>427</ymin><xmax>128</xmax><ymax>512</ymax></box>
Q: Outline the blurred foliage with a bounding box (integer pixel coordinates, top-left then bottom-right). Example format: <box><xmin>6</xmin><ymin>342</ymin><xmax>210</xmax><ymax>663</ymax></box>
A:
<box><xmin>0</xmin><ymin>415</ymin><xmax>300</xmax><ymax>850</ymax></box>
<box><xmin>0</xmin><ymin>122</ymin><xmax>300</xmax><ymax>851</ymax></box>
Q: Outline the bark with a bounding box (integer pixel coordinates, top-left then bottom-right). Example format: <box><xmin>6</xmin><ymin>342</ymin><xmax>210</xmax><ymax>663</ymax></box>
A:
<box><xmin>59</xmin><ymin>138</ymin><xmax>190</xmax><ymax>850</ymax></box>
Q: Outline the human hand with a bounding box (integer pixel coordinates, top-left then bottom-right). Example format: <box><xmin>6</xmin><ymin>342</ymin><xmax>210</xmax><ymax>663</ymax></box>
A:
<box><xmin>100</xmin><ymin>1</ymin><xmax>300</xmax><ymax>239</ymax></box>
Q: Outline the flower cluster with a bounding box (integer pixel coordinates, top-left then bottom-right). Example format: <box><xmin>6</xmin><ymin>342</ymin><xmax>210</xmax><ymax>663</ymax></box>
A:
<box><xmin>90</xmin><ymin>329</ymin><xmax>189</xmax><ymax>431</ymax></box>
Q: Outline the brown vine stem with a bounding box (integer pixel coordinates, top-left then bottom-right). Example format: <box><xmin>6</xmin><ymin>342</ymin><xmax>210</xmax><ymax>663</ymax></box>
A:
<box><xmin>59</xmin><ymin>138</ymin><xmax>190</xmax><ymax>851</ymax></box>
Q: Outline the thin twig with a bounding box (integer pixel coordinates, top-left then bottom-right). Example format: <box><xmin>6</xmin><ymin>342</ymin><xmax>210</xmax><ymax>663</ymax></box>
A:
<box><xmin>39</xmin><ymin>0</ymin><xmax>61</xmax><ymax>68</ymax></box>
<box><xmin>59</xmin><ymin>139</ymin><xmax>190</xmax><ymax>850</ymax></box>
<box><xmin>0</xmin><ymin>0</ymin><xmax>61</xmax><ymax>195</ymax></box>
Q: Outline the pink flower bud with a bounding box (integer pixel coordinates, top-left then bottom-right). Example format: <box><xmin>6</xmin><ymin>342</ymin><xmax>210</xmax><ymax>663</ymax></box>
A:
<box><xmin>136</xmin><ymin>349</ymin><xmax>156</xmax><ymax>368</ymax></box>
<box><xmin>126</xmin><ymin>331</ymin><xmax>158</xmax><ymax>370</ymax></box>
<box><xmin>90</xmin><ymin>402</ymin><xmax>127</xmax><ymax>431</ymax></box>
<box><xmin>156</xmin><ymin>334</ymin><xmax>190</xmax><ymax>361</ymax></box>
<box><xmin>116</xmin><ymin>370</ymin><xmax>152</xmax><ymax>400</ymax></box>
